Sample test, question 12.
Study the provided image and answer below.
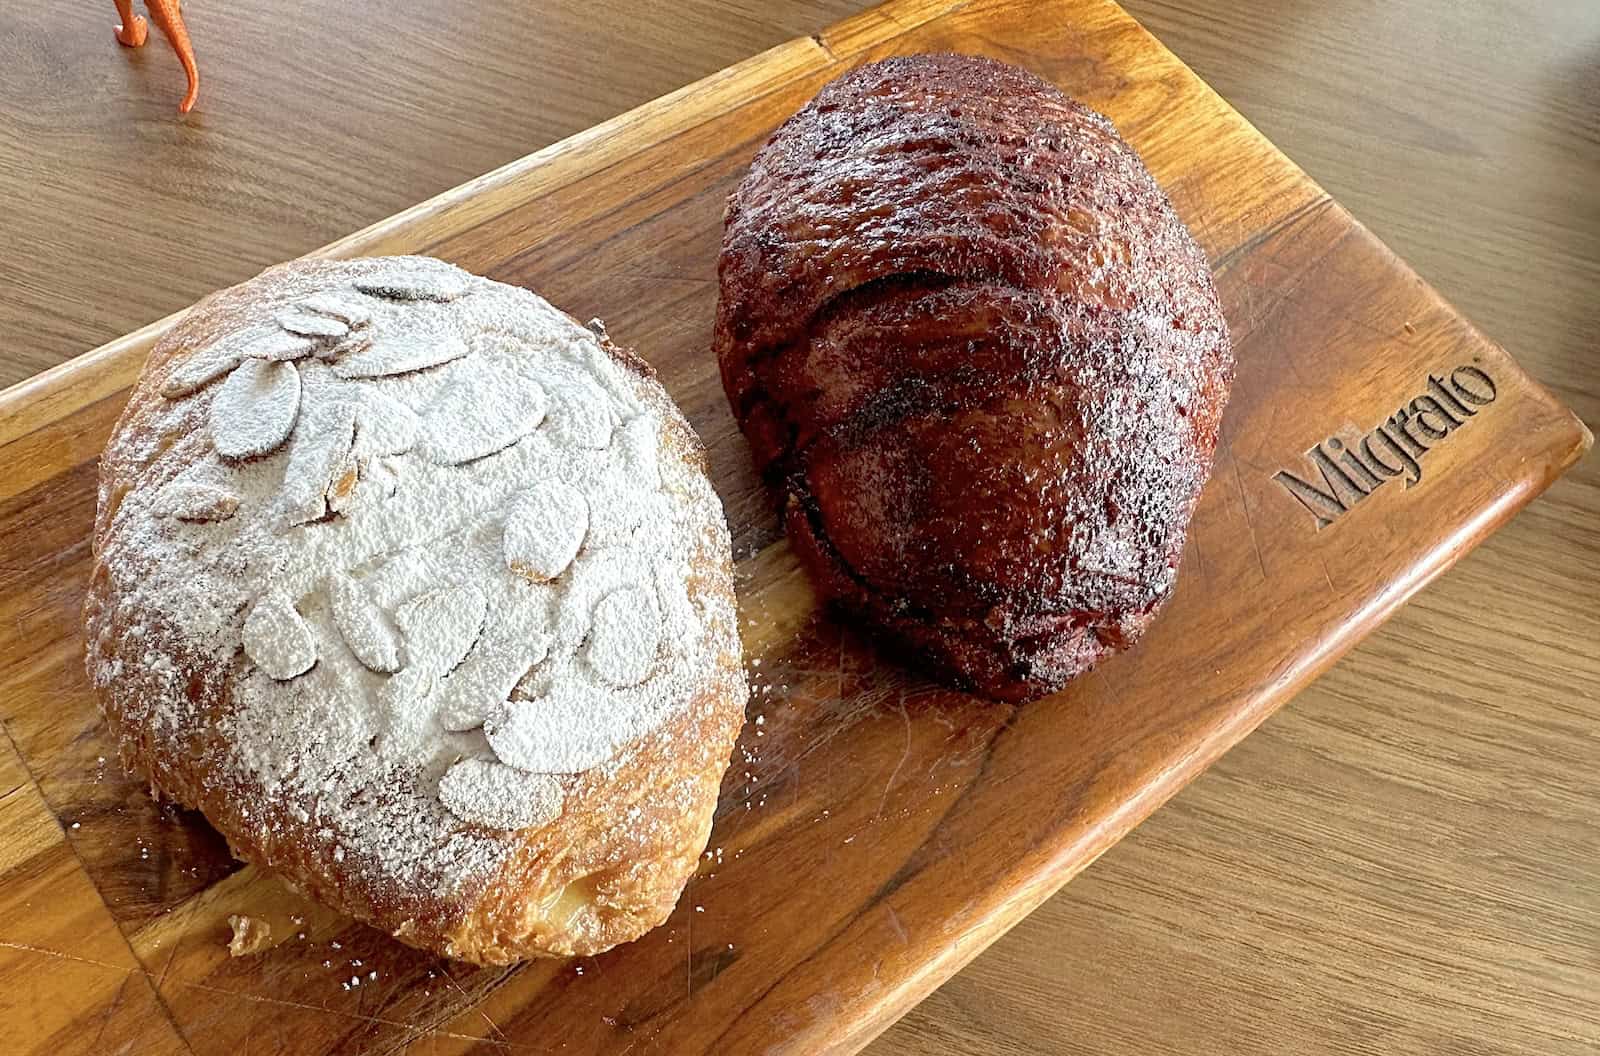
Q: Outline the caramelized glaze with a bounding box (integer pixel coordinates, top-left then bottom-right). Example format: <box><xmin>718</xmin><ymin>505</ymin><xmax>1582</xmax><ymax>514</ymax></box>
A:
<box><xmin>714</xmin><ymin>54</ymin><xmax>1233</xmax><ymax>700</ymax></box>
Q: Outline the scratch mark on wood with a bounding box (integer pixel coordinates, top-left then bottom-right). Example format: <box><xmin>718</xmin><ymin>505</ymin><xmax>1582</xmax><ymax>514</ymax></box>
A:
<box><xmin>1099</xmin><ymin>670</ymin><xmax>1128</xmax><ymax>713</ymax></box>
<box><xmin>1319</xmin><ymin>556</ymin><xmax>1338</xmax><ymax>597</ymax></box>
<box><xmin>1231</xmin><ymin>458</ymin><xmax>1270</xmax><ymax>581</ymax></box>
<box><xmin>436</xmin><ymin>962</ymin><xmax>508</xmax><ymax>1041</ymax></box>
<box><xmin>1212</xmin><ymin>195</ymin><xmax>1333</xmax><ymax>272</ymax></box>
<box><xmin>88</xmin><ymin>969</ymin><xmax>132</xmax><ymax>1053</ymax></box>
<box><xmin>875</xmin><ymin>691</ymin><xmax>912</xmax><ymax>822</ymax></box>
<box><xmin>603</xmin><ymin>270</ymin><xmax>716</xmax><ymax>285</ymax></box>
<box><xmin>177</xmin><ymin>979</ymin><xmax>542</xmax><ymax>1049</ymax></box>
<box><xmin>686</xmin><ymin>878</ymin><xmax>694</xmax><ymax>1001</ymax></box>
<box><xmin>884</xmin><ymin>905</ymin><xmax>909</xmax><ymax>946</ymax></box>
<box><xmin>180</xmin><ymin>980</ymin><xmax>419</xmax><ymax>1028</ymax></box>
<box><xmin>0</xmin><ymin>938</ymin><xmax>133</xmax><ymax>973</ymax></box>
<box><xmin>0</xmin><ymin>713</ymin><xmax>208</xmax><ymax>1056</ymax></box>
<box><xmin>153</xmin><ymin>896</ymin><xmax>199</xmax><ymax>994</ymax></box>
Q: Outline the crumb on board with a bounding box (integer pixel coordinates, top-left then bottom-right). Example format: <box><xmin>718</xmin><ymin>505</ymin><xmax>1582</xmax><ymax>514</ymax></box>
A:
<box><xmin>227</xmin><ymin>914</ymin><xmax>272</xmax><ymax>957</ymax></box>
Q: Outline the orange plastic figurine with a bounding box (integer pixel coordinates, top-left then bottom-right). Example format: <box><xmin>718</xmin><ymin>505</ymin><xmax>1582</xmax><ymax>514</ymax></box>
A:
<box><xmin>113</xmin><ymin>0</ymin><xmax>200</xmax><ymax>113</ymax></box>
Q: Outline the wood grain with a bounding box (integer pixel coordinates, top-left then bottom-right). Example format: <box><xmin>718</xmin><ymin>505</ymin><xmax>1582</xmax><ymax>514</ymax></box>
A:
<box><xmin>0</xmin><ymin>0</ymin><xmax>863</xmax><ymax>388</ymax></box>
<box><xmin>0</xmin><ymin>2</ymin><xmax>1593</xmax><ymax>1056</ymax></box>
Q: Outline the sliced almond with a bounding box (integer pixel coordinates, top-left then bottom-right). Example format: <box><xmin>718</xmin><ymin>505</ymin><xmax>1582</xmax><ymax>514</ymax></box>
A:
<box><xmin>395</xmin><ymin>585</ymin><xmax>487</xmax><ymax>675</ymax></box>
<box><xmin>153</xmin><ymin>479</ymin><xmax>240</xmax><ymax>522</ymax></box>
<box><xmin>374</xmin><ymin>666</ymin><xmax>438</xmax><ymax>758</ymax></box>
<box><xmin>297</xmin><ymin>291</ymin><xmax>373</xmax><ymax>327</ymax></box>
<box><xmin>583</xmin><ymin>464</ymin><xmax>647</xmax><ymax>545</ymax></box>
<box><xmin>415</xmin><ymin>365</ymin><xmax>547</xmax><ymax>465</ymax></box>
<box><xmin>329</xmin><ymin>573</ymin><xmax>401</xmax><ymax>673</ymax></box>
<box><xmin>316</xmin><ymin>330</ymin><xmax>373</xmax><ymax>362</ymax></box>
<box><xmin>242</xmin><ymin>329</ymin><xmax>318</xmax><ymax>362</ymax></box>
<box><xmin>351</xmin><ymin>389</ymin><xmax>420</xmax><ymax>458</ymax></box>
<box><xmin>242</xmin><ymin>589</ymin><xmax>317</xmax><ymax>680</ymax></box>
<box><xmin>617</xmin><ymin>413</ymin><xmax>662</xmax><ymax>489</ymax></box>
<box><xmin>434</xmin><ymin>635</ymin><xmax>550</xmax><ymax>732</ymax></box>
<box><xmin>275</xmin><ymin>310</ymin><xmax>349</xmax><ymax>339</ymax></box>
<box><xmin>502</xmin><ymin>480</ymin><xmax>588</xmax><ymax>583</ymax></box>
<box><xmin>546</xmin><ymin>378</ymin><xmax>616</xmax><ymax>450</ymax></box>
<box><xmin>332</xmin><ymin>456</ymin><xmax>397</xmax><ymax>514</ymax></box>
<box><xmin>161</xmin><ymin>341</ymin><xmax>246</xmax><ymax>398</ymax></box>
<box><xmin>352</xmin><ymin>261</ymin><xmax>470</xmax><ymax>302</ymax></box>
<box><xmin>484</xmin><ymin>682</ymin><xmax>620</xmax><ymax>774</ymax></box>
<box><xmin>275</xmin><ymin>401</ymin><xmax>357</xmax><ymax>527</ymax></box>
<box><xmin>211</xmin><ymin>359</ymin><xmax>302</xmax><ymax>461</ymax></box>
<box><xmin>333</xmin><ymin>330</ymin><xmax>470</xmax><ymax>380</ymax></box>
<box><xmin>438</xmin><ymin>760</ymin><xmax>562</xmax><ymax>831</ymax></box>
<box><xmin>584</xmin><ymin>585</ymin><xmax>660</xmax><ymax>687</ymax></box>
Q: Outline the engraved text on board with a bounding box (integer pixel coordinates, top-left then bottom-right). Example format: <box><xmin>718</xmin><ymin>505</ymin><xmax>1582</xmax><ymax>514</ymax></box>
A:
<box><xmin>1274</xmin><ymin>366</ymin><xmax>1498</xmax><ymax>529</ymax></box>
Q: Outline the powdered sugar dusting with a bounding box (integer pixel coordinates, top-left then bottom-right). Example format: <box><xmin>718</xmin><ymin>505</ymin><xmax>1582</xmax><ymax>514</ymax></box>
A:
<box><xmin>484</xmin><ymin>681</ymin><xmax>620</xmax><ymax>774</ymax></box>
<box><xmin>350</xmin><ymin>389</ymin><xmax>419</xmax><ymax>458</ymax></box>
<box><xmin>89</xmin><ymin>256</ymin><xmax>737</xmax><ymax>897</ymax></box>
<box><xmin>352</xmin><ymin>260</ymin><xmax>470</xmax><ymax>302</ymax></box>
<box><xmin>546</xmin><ymin>378</ymin><xmax>617</xmax><ymax>449</ymax></box>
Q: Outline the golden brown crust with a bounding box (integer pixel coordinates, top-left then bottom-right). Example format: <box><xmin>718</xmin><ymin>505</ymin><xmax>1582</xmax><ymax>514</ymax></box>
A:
<box><xmin>714</xmin><ymin>54</ymin><xmax>1233</xmax><ymax>701</ymax></box>
<box><xmin>84</xmin><ymin>257</ymin><xmax>745</xmax><ymax>964</ymax></box>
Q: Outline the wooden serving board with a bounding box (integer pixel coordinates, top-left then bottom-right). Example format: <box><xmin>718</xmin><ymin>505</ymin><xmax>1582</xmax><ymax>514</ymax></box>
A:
<box><xmin>0</xmin><ymin>0</ymin><xmax>1588</xmax><ymax>1053</ymax></box>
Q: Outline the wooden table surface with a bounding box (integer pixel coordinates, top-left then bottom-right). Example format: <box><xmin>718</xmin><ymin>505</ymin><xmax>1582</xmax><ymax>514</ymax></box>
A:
<box><xmin>2</xmin><ymin>2</ymin><xmax>1595</xmax><ymax>1053</ymax></box>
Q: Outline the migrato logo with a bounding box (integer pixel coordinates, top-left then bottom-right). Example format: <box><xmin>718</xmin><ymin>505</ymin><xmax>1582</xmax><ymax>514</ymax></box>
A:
<box><xmin>1274</xmin><ymin>366</ymin><xmax>1497</xmax><ymax>529</ymax></box>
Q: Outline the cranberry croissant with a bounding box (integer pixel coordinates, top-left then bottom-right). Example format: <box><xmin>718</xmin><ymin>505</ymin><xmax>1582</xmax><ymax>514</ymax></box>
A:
<box><xmin>714</xmin><ymin>53</ymin><xmax>1233</xmax><ymax>701</ymax></box>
